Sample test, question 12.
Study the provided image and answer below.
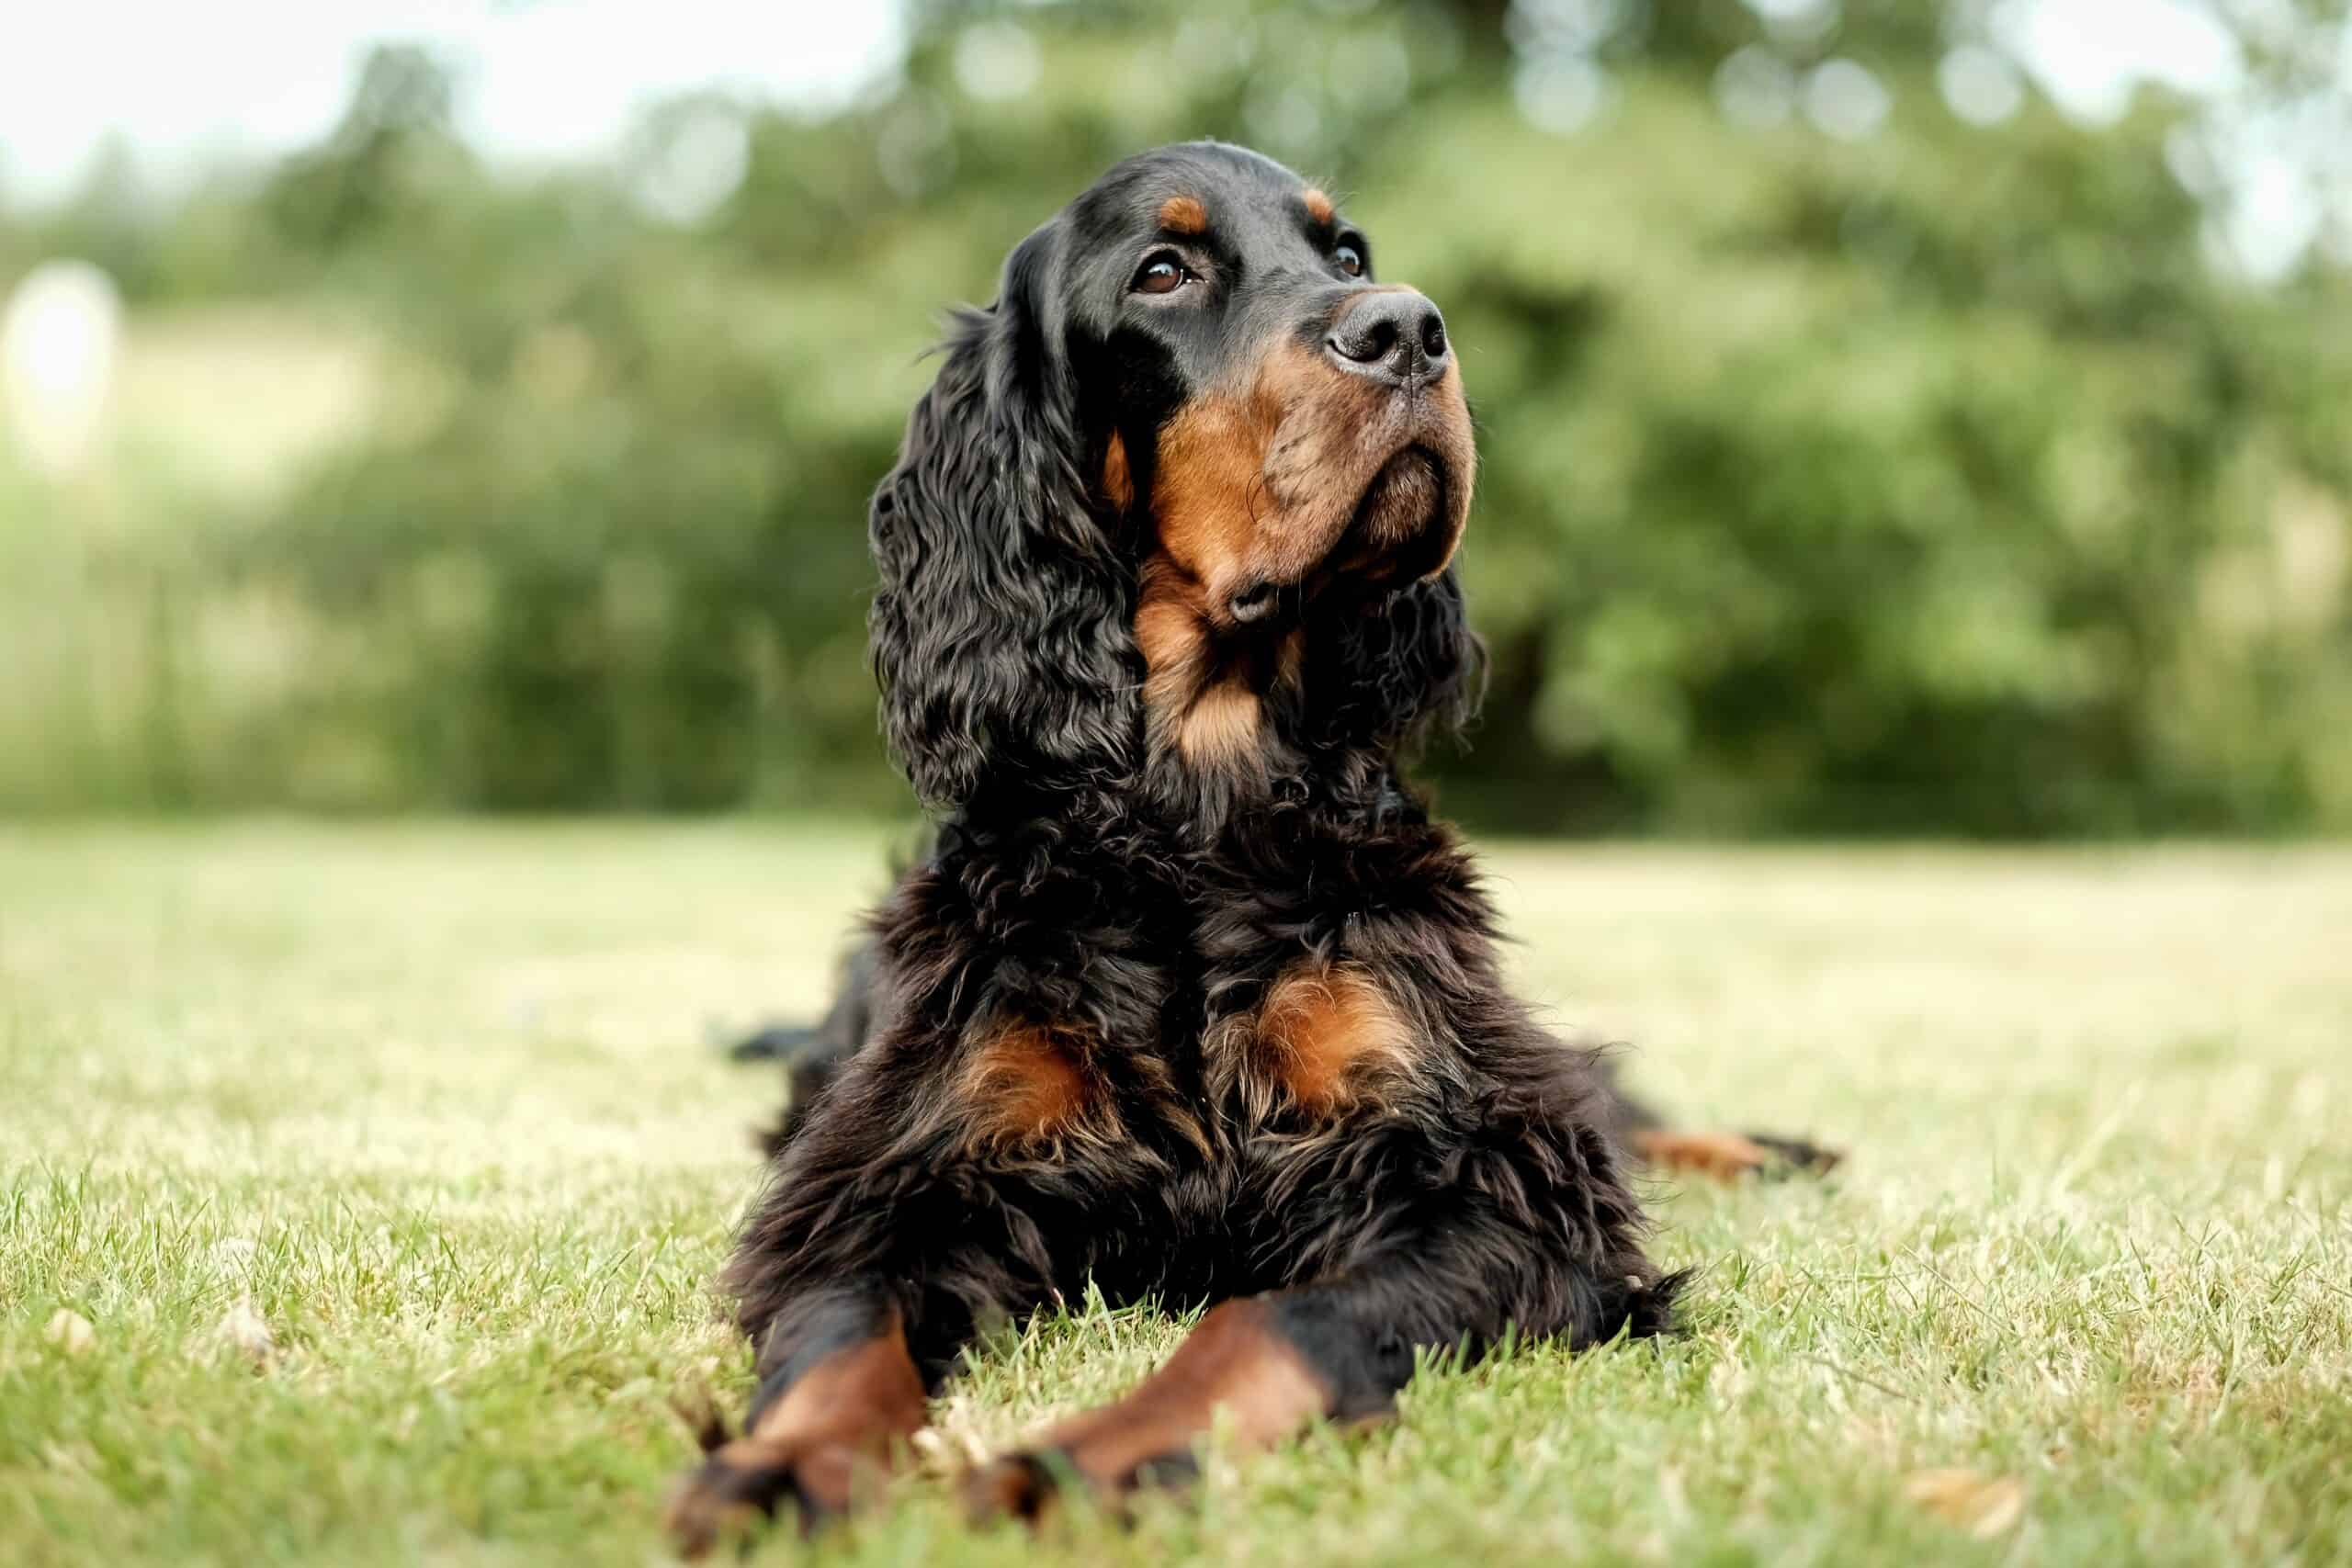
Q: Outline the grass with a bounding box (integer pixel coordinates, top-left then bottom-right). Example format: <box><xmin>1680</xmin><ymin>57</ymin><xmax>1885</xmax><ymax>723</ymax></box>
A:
<box><xmin>3</xmin><ymin>821</ymin><xmax>2348</xmax><ymax>1566</ymax></box>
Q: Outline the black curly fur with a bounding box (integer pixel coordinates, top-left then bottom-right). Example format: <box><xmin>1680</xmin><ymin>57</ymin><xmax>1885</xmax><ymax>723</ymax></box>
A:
<box><xmin>700</xmin><ymin>143</ymin><xmax>1688</xmax><ymax>1523</ymax></box>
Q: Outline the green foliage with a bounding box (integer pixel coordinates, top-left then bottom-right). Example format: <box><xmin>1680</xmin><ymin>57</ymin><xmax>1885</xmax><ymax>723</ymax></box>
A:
<box><xmin>4</xmin><ymin>0</ymin><xmax>2350</xmax><ymax>829</ymax></box>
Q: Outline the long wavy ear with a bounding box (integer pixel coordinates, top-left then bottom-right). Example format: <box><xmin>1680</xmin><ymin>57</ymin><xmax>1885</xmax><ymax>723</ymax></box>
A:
<box><xmin>1316</xmin><ymin>570</ymin><xmax>1487</xmax><ymax>760</ymax></box>
<box><xmin>868</xmin><ymin>222</ymin><xmax>1136</xmax><ymax>809</ymax></box>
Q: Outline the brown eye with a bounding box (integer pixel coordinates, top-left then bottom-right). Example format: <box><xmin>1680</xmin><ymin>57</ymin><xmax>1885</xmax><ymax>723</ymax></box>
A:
<box><xmin>1133</xmin><ymin>254</ymin><xmax>1189</xmax><ymax>294</ymax></box>
<box><xmin>1335</xmin><ymin>243</ymin><xmax>1365</xmax><ymax>277</ymax></box>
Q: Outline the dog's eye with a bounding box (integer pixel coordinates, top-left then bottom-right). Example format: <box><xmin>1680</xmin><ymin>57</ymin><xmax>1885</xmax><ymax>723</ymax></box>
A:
<box><xmin>1133</xmin><ymin>254</ymin><xmax>1191</xmax><ymax>295</ymax></box>
<box><xmin>1335</xmin><ymin>243</ymin><xmax>1365</xmax><ymax>277</ymax></box>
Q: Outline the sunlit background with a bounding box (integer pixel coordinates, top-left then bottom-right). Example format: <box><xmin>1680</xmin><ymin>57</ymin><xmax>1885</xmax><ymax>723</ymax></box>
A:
<box><xmin>4</xmin><ymin>0</ymin><xmax>2348</xmax><ymax>832</ymax></box>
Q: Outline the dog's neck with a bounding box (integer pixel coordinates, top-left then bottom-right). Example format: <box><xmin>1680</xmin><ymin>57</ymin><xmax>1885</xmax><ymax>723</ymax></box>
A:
<box><xmin>1132</xmin><ymin>557</ymin><xmax>1303</xmax><ymax>776</ymax></box>
<box><xmin>1129</xmin><ymin>553</ymin><xmax>1423</xmax><ymax>834</ymax></box>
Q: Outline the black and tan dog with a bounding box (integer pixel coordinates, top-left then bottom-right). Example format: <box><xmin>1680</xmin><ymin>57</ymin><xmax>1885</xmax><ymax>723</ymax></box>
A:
<box><xmin>669</xmin><ymin>141</ymin><xmax>1834</xmax><ymax>1554</ymax></box>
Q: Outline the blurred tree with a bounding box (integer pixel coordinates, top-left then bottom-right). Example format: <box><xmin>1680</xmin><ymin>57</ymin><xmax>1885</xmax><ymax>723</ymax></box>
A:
<box><xmin>5</xmin><ymin>2</ymin><xmax>2349</xmax><ymax>830</ymax></box>
<box><xmin>266</xmin><ymin>45</ymin><xmax>466</xmax><ymax>254</ymax></box>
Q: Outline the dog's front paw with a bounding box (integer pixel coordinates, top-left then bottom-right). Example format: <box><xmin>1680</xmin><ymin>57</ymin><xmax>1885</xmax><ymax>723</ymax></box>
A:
<box><xmin>665</xmin><ymin>1437</ymin><xmax>862</xmax><ymax>1558</ymax></box>
<box><xmin>964</xmin><ymin>1449</ymin><xmax>1064</xmax><ymax>1523</ymax></box>
<box><xmin>964</xmin><ymin>1443</ymin><xmax>1199</xmax><ymax>1526</ymax></box>
<box><xmin>1743</xmin><ymin>1130</ymin><xmax>1845</xmax><ymax>1178</ymax></box>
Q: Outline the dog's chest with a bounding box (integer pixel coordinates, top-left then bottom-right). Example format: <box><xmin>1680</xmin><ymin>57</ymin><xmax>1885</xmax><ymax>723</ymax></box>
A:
<box><xmin>1196</xmin><ymin>958</ymin><xmax>1420</xmax><ymax>1124</ymax></box>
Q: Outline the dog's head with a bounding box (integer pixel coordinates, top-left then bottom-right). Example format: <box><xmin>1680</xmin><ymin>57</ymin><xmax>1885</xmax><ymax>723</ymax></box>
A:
<box><xmin>871</xmin><ymin>141</ymin><xmax>1479</xmax><ymax>810</ymax></box>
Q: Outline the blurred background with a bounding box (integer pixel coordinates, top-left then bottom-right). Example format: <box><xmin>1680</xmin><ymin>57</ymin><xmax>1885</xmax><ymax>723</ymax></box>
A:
<box><xmin>3</xmin><ymin>0</ymin><xmax>2348</xmax><ymax>836</ymax></box>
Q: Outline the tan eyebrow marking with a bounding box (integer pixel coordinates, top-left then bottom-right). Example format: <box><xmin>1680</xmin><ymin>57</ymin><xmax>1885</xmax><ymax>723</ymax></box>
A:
<box><xmin>1159</xmin><ymin>194</ymin><xmax>1208</xmax><ymax>234</ymax></box>
<box><xmin>1301</xmin><ymin>187</ymin><xmax>1334</xmax><ymax>225</ymax></box>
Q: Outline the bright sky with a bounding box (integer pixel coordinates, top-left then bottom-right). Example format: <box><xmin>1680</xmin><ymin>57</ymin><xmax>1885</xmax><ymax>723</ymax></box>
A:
<box><xmin>0</xmin><ymin>1</ymin><xmax>906</xmax><ymax>200</ymax></box>
<box><xmin>0</xmin><ymin>0</ymin><xmax>2323</xmax><ymax>272</ymax></box>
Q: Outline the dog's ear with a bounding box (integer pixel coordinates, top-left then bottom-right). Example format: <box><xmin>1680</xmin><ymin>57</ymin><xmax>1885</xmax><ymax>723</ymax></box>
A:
<box><xmin>869</xmin><ymin>220</ymin><xmax>1136</xmax><ymax>810</ymax></box>
<box><xmin>1316</xmin><ymin>570</ymin><xmax>1487</xmax><ymax>758</ymax></box>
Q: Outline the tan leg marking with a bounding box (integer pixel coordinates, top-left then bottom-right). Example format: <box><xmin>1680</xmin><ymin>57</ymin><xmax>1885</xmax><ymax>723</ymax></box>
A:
<box><xmin>665</xmin><ymin>1317</ymin><xmax>927</xmax><ymax>1556</ymax></box>
<box><xmin>967</xmin><ymin>1298</ymin><xmax>1332</xmax><ymax>1519</ymax></box>
<box><xmin>1631</xmin><ymin>1128</ymin><xmax>1774</xmax><ymax>1180</ymax></box>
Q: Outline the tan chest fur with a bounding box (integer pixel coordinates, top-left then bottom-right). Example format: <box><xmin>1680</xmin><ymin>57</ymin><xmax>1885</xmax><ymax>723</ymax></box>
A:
<box><xmin>953</xmin><ymin>961</ymin><xmax>1420</xmax><ymax>1156</ymax></box>
<box><xmin>1216</xmin><ymin>960</ymin><xmax>1419</xmax><ymax>1122</ymax></box>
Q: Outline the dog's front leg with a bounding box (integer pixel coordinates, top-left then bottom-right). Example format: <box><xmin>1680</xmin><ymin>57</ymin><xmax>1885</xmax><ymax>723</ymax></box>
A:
<box><xmin>963</xmin><ymin>1289</ymin><xmax>1387</xmax><ymax>1519</ymax></box>
<box><xmin>664</xmin><ymin>1280</ymin><xmax>929</xmax><ymax>1556</ymax></box>
<box><xmin>968</xmin><ymin>1108</ymin><xmax>1677</xmax><ymax>1518</ymax></box>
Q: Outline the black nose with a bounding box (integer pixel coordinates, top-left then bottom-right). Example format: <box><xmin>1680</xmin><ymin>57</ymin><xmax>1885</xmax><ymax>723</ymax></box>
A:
<box><xmin>1327</xmin><ymin>290</ymin><xmax>1450</xmax><ymax>385</ymax></box>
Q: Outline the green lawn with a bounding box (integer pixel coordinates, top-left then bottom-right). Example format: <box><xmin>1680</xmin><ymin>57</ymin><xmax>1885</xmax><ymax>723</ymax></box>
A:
<box><xmin>4</xmin><ymin>823</ymin><xmax>2348</xmax><ymax>1566</ymax></box>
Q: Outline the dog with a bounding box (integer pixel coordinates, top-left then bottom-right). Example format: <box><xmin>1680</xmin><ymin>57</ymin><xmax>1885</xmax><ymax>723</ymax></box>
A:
<box><xmin>668</xmin><ymin>141</ymin><xmax>1834</xmax><ymax>1554</ymax></box>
